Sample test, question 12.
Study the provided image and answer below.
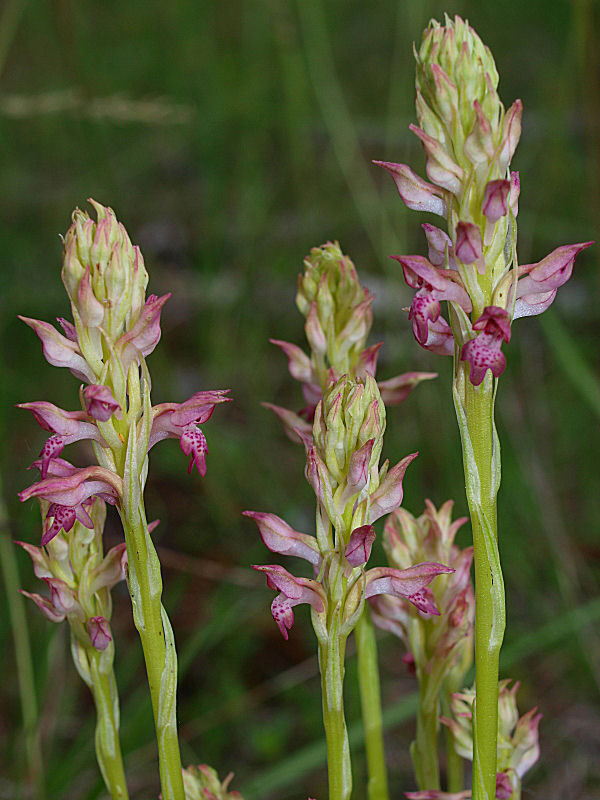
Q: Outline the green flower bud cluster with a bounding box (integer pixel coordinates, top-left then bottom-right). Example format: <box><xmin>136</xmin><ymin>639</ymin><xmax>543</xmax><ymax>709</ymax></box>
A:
<box><xmin>313</xmin><ymin>373</ymin><xmax>384</xmax><ymax>492</ymax></box>
<box><xmin>416</xmin><ymin>14</ymin><xmax>501</xmax><ymax>168</ymax></box>
<box><xmin>62</xmin><ymin>199</ymin><xmax>148</xmax><ymax>370</ymax></box>
<box><xmin>296</xmin><ymin>241</ymin><xmax>373</xmax><ymax>383</ymax></box>
<box><xmin>181</xmin><ymin>765</ymin><xmax>243</xmax><ymax>800</ymax></box>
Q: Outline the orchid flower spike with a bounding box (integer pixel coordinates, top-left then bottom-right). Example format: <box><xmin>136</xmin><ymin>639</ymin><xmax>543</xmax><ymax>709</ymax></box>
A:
<box><xmin>376</xmin><ymin>14</ymin><xmax>593</xmax><ymax>385</ymax></box>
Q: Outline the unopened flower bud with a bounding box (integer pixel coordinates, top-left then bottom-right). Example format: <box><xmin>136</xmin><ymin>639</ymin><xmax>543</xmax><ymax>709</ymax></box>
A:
<box><xmin>62</xmin><ymin>199</ymin><xmax>149</xmax><ymax>344</ymax></box>
<box><xmin>86</xmin><ymin>616</ymin><xmax>112</xmax><ymax>651</ymax></box>
<box><xmin>344</xmin><ymin>525</ymin><xmax>375</xmax><ymax>567</ymax></box>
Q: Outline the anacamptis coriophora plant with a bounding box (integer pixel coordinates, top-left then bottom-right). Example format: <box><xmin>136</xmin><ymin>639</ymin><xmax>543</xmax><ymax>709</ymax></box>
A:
<box><xmin>376</xmin><ymin>14</ymin><xmax>592</xmax><ymax>800</ymax></box>
<box><xmin>18</xmin><ymin>200</ymin><xmax>230</xmax><ymax>800</ymax></box>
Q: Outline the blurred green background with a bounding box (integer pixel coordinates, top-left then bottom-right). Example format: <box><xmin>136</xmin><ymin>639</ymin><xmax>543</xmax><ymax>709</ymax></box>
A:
<box><xmin>1</xmin><ymin>0</ymin><xmax>599</xmax><ymax>798</ymax></box>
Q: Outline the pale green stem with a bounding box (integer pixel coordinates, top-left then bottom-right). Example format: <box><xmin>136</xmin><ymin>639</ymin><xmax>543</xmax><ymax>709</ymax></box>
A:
<box><xmin>70</xmin><ymin>632</ymin><xmax>128</xmax><ymax>798</ymax></box>
<box><xmin>355</xmin><ymin>606</ymin><xmax>389</xmax><ymax>800</ymax></box>
<box><xmin>456</xmin><ymin>376</ymin><xmax>504</xmax><ymax>800</ymax></box>
<box><xmin>89</xmin><ymin>656</ymin><xmax>128</xmax><ymax>799</ymax></box>
<box><xmin>319</xmin><ymin>631</ymin><xmax>351</xmax><ymax>800</ymax></box>
<box><xmin>412</xmin><ymin>674</ymin><xmax>440</xmax><ymax>791</ymax></box>
<box><xmin>74</xmin><ymin>640</ymin><xmax>129</xmax><ymax>799</ymax></box>
<box><xmin>120</xmin><ymin>509</ymin><xmax>185</xmax><ymax>800</ymax></box>
<box><xmin>441</xmin><ymin>683</ymin><xmax>463</xmax><ymax>794</ymax></box>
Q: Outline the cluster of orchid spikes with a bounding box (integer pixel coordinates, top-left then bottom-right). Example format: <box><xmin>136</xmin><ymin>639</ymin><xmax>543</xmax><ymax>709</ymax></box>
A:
<box><xmin>14</xmin><ymin>13</ymin><xmax>591</xmax><ymax>800</ymax></box>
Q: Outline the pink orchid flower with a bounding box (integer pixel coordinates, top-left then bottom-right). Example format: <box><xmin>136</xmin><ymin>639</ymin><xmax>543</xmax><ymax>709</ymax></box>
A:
<box><xmin>148</xmin><ymin>390</ymin><xmax>230</xmax><ymax>475</ymax></box>
<box><xmin>115</xmin><ymin>293</ymin><xmax>171</xmax><ymax>372</ymax></box>
<box><xmin>83</xmin><ymin>385</ymin><xmax>121</xmax><ymax>421</ymax></box>
<box><xmin>252</xmin><ymin>564</ymin><xmax>327</xmax><ymax>640</ymax></box>
<box><xmin>19</xmin><ymin>462</ymin><xmax>123</xmax><ymax>546</ymax></box>
<box><xmin>365</xmin><ymin>562</ymin><xmax>455</xmax><ymax>615</ymax></box>
<box><xmin>461</xmin><ymin>306</ymin><xmax>511</xmax><ymax>386</ymax></box>
<box><xmin>19</xmin><ymin>315</ymin><xmax>95</xmax><ymax>383</ymax></box>
<box><xmin>243</xmin><ymin>511</ymin><xmax>322</xmax><ymax>568</ymax></box>
<box><xmin>17</xmin><ymin>400</ymin><xmax>106</xmax><ymax>478</ymax></box>
<box><xmin>86</xmin><ymin>616</ymin><xmax>112</xmax><ymax>651</ymax></box>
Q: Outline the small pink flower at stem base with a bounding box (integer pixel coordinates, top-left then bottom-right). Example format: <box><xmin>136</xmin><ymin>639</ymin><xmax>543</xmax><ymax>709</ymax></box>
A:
<box><xmin>83</xmin><ymin>385</ymin><xmax>121</xmax><ymax>421</ymax></box>
<box><xmin>87</xmin><ymin>616</ymin><xmax>112</xmax><ymax>651</ymax></box>
<box><xmin>461</xmin><ymin>306</ymin><xmax>511</xmax><ymax>386</ymax></box>
<box><xmin>243</xmin><ymin>511</ymin><xmax>322</xmax><ymax>567</ymax></box>
<box><xmin>253</xmin><ymin>564</ymin><xmax>327</xmax><ymax>640</ymax></box>
<box><xmin>344</xmin><ymin>524</ymin><xmax>375</xmax><ymax>567</ymax></box>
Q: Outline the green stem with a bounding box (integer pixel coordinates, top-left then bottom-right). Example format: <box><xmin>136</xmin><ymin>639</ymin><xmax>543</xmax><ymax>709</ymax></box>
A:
<box><xmin>442</xmin><ymin>684</ymin><xmax>463</xmax><ymax>794</ymax></box>
<box><xmin>455</xmin><ymin>375</ymin><xmax>504</xmax><ymax>800</ymax></box>
<box><xmin>70</xmin><ymin>635</ymin><xmax>128</xmax><ymax>798</ymax></box>
<box><xmin>319</xmin><ymin>630</ymin><xmax>351</xmax><ymax>800</ymax></box>
<box><xmin>355</xmin><ymin>606</ymin><xmax>389</xmax><ymax>800</ymax></box>
<box><xmin>121</xmin><ymin>510</ymin><xmax>185</xmax><ymax>800</ymax></box>
<box><xmin>89</xmin><ymin>650</ymin><xmax>129</xmax><ymax>799</ymax></box>
<box><xmin>412</xmin><ymin>675</ymin><xmax>440</xmax><ymax>791</ymax></box>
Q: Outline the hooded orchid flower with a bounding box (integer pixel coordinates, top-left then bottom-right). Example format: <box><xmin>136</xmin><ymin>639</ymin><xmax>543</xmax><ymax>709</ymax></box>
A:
<box><xmin>21</xmin><ymin>577</ymin><xmax>84</xmax><ymax>623</ymax></box>
<box><xmin>19</xmin><ymin>461</ymin><xmax>123</xmax><ymax>545</ymax></box>
<box><xmin>242</xmin><ymin>511</ymin><xmax>322</xmax><ymax>569</ymax></box>
<box><xmin>17</xmin><ymin>400</ymin><xmax>107</xmax><ymax>478</ymax></box>
<box><xmin>19</xmin><ymin>315</ymin><xmax>96</xmax><ymax>383</ymax></box>
<box><xmin>514</xmin><ymin>241</ymin><xmax>593</xmax><ymax>318</ymax></box>
<box><xmin>364</xmin><ymin>562</ymin><xmax>454</xmax><ymax>615</ymax></box>
<box><xmin>83</xmin><ymin>385</ymin><xmax>121</xmax><ymax>421</ymax></box>
<box><xmin>461</xmin><ymin>306</ymin><xmax>511</xmax><ymax>386</ymax></box>
<box><xmin>252</xmin><ymin>564</ymin><xmax>327</xmax><ymax>640</ymax></box>
<box><xmin>148</xmin><ymin>390</ymin><xmax>231</xmax><ymax>475</ymax></box>
<box><xmin>115</xmin><ymin>293</ymin><xmax>171</xmax><ymax>373</ymax></box>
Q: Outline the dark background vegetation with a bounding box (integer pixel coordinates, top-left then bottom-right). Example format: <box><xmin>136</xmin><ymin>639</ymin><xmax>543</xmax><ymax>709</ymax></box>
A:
<box><xmin>1</xmin><ymin>0</ymin><xmax>599</xmax><ymax>798</ymax></box>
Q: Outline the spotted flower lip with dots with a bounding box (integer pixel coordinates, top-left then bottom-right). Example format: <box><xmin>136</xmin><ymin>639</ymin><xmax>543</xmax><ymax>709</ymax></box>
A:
<box><xmin>19</xmin><ymin>462</ymin><xmax>123</xmax><ymax>546</ymax></box>
<box><xmin>17</xmin><ymin>400</ymin><xmax>107</xmax><ymax>478</ymax></box>
<box><xmin>148</xmin><ymin>390</ymin><xmax>231</xmax><ymax>475</ymax></box>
